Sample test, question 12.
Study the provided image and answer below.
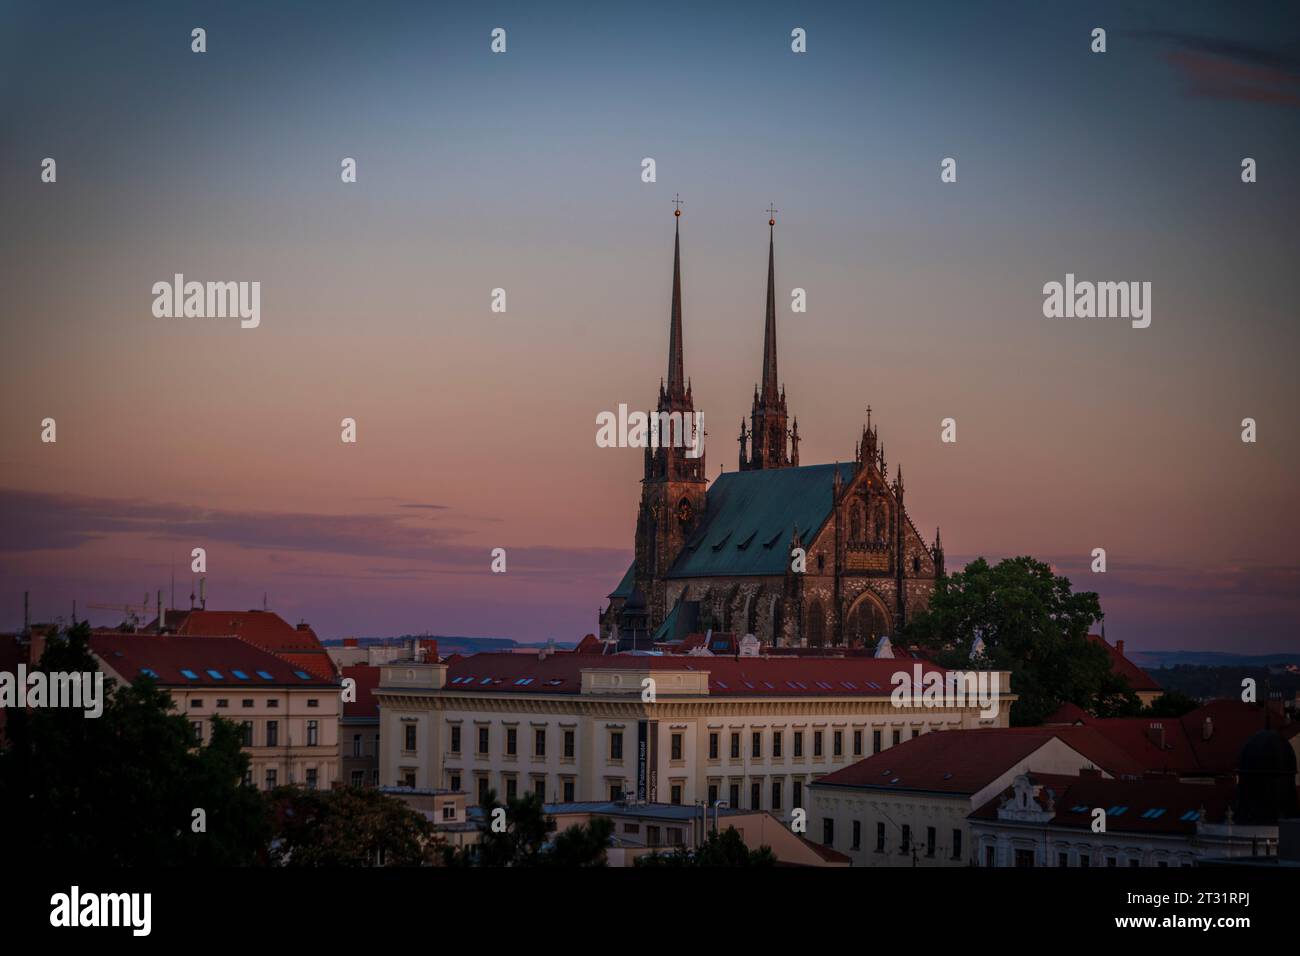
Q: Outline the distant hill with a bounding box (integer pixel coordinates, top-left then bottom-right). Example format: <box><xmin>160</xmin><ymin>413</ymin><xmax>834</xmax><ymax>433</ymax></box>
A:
<box><xmin>321</xmin><ymin>635</ymin><xmax>576</xmax><ymax>656</ymax></box>
<box><xmin>1130</xmin><ymin>650</ymin><xmax>1300</xmax><ymax>669</ymax></box>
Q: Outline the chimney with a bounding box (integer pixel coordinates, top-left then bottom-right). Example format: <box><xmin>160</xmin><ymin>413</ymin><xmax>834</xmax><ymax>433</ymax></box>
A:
<box><xmin>1202</xmin><ymin>716</ymin><xmax>1213</xmax><ymax>741</ymax></box>
<box><xmin>1146</xmin><ymin>722</ymin><xmax>1165</xmax><ymax>749</ymax></box>
<box><xmin>198</xmin><ymin>577</ymin><xmax>206</xmax><ymax>610</ymax></box>
<box><xmin>157</xmin><ymin>590</ymin><xmax>163</xmax><ymax>631</ymax></box>
<box><xmin>28</xmin><ymin>632</ymin><xmax>47</xmax><ymax>667</ymax></box>
<box><xmin>1116</xmin><ymin>639</ymin><xmax>1125</xmax><ymax>656</ymax></box>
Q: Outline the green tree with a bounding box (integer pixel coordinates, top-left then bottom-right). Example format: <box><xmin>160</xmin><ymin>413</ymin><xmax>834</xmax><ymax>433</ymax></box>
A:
<box><xmin>1142</xmin><ymin>690</ymin><xmax>1199</xmax><ymax>718</ymax></box>
<box><xmin>268</xmin><ymin>786</ymin><xmax>438</xmax><ymax>866</ymax></box>
<box><xmin>0</xmin><ymin>622</ymin><xmax>268</xmax><ymax>865</ymax></box>
<box><xmin>445</xmin><ymin>789</ymin><xmax>610</xmax><ymax>866</ymax></box>
<box><xmin>902</xmin><ymin>557</ymin><xmax>1142</xmax><ymax>725</ymax></box>
<box><xmin>635</xmin><ymin>826</ymin><xmax>776</xmax><ymax>867</ymax></box>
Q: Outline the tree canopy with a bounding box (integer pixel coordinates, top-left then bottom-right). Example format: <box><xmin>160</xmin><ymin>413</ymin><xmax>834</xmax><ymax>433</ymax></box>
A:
<box><xmin>902</xmin><ymin>556</ymin><xmax>1142</xmax><ymax>725</ymax></box>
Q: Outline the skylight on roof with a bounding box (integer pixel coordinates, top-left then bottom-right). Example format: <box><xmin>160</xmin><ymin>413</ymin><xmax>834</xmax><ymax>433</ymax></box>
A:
<box><xmin>1179</xmin><ymin>810</ymin><xmax>1200</xmax><ymax>822</ymax></box>
<box><xmin>140</xmin><ymin>667</ymin><xmax>158</xmax><ymax>679</ymax></box>
<box><xmin>206</xmin><ymin>669</ymin><xmax>224</xmax><ymax>680</ymax></box>
<box><xmin>1107</xmin><ymin>805</ymin><xmax>1129</xmax><ymax>816</ymax></box>
<box><xmin>180</xmin><ymin>669</ymin><xmax>199</xmax><ymax>680</ymax></box>
<box><xmin>1070</xmin><ymin>805</ymin><xmax>1089</xmax><ymax>813</ymax></box>
<box><xmin>1140</xmin><ymin>808</ymin><xmax>1166</xmax><ymax>819</ymax></box>
<box><xmin>514</xmin><ymin>677</ymin><xmax>534</xmax><ymax>686</ymax></box>
<box><xmin>480</xmin><ymin>677</ymin><xmax>493</xmax><ymax>685</ymax></box>
<box><xmin>841</xmin><ymin>681</ymin><xmax>857</xmax><ymax>690</ymax></box>
<box><xmin>293</xmin><ymin>670</ymin><xmax>313</xmax><ymax>680</ymax></box>
<box><xmin>715</xmin><ymin>680</ymin><xmax>728</xmax><ymax>689</ymax></box>
<box><xmin>256</xmin><ymin>670</ymin><xmax>274</xmax><ymax>680</ymax></box>
<box><xmin>231</xmin><ymin>669</ymin><xmax>250</xmax><ymax>680</ymax></box>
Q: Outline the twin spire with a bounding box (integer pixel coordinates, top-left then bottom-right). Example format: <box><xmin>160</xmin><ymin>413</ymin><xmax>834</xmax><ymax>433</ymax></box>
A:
<box><xmin>661</xmin><ymin>200</ymin><xmax>797</xmax><ymax>472</ymax></box>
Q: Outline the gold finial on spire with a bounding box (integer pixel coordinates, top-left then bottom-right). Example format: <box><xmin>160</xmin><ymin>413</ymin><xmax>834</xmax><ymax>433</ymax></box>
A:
<box><xmin>766</xmin><ymin>202</ymin><xmax>778</xmax><ymax>226</ymax></box>
<box><xmin>672</xmin><ymin>193</ymin><xmax>684</xmax><ymax>217</ymax></box>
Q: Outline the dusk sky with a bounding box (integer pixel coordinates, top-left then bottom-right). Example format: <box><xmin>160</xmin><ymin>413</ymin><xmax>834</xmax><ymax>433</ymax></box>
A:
<box><xmin>2</xmin><ymin>1</ymin><xmax>1298</xmax><ymax>652</ymax></box>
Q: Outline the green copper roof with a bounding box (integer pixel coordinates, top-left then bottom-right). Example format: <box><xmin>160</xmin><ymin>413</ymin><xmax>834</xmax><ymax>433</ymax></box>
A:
<box><xmin>608</xmin><ymin>561</ymin><xmax>636</xmax><ymax>600</ymax></box>
<box><xmin>667</xmin><ymin>462</ymin><xmax>856</xmax><ymax>578</ymax></box>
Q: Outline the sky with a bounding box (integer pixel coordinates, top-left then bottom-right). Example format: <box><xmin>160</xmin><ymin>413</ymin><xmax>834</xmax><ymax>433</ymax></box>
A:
<box><xmin>1</xmin><ymin>1</ymin><xmax>1298</xmax><ymax>653</ymax></box>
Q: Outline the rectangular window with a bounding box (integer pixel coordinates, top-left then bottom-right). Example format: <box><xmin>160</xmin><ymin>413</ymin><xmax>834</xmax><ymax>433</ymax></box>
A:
<box><xmin>534</xmin><ymin>778</ymin><xmax>546</xmax><ymax>799</ymax></box>
<box><xmin>505</xmin><ymin>777</ymin><xmax>517</xmax><ymax>801</ymax></box>
<box><xmin>876</xmin><ymin>822</ymin><xmax>886</xmax><ymax>852</ymax></box>
<box><xmin>265</xmin><ymin>769</ymin><xmax>277</xmax><ymax>790</ymax></box>
<box><xmin>450</xmin><ymin>773</ymin><xmax>461</xmax><ymax>792</ymax></box>
<box><xmin>671</xmin><ymin>733</ymin><xmax>683</xmax><ymax>760</ymax></box>
<box><xmin>750</xmin><ymin>781</ymin><xmax>761</xmax><ymax>809</ymax></box>
<box><xmin>833</xmin><ymin>730</ymin><xmax>843</xmax><ymax>757</ymax></box>
<box><xmin>305</xmin><ymin>768</ymin><xmax>318</xmax><ymax>790</ymax></box>
<box><xmin>926</xmin><ymin>826</ymin><xmax>936</xmax><ymax>857</ymax></box>
<box><xmin>242</xmin><ymin>699</ymin><xmax>254</xmax><ymax>708</ymax></box>
<box><xmin>404</xmin><ymin>724</ymin><xmax>417</xmax><ymax>751</ymax></box>
<box><xmin>752</xmin><ymin>732</ymin><xmax>762</xmax><ymax>759</ymax></box>
<box><xmin>853</xmin><ymin>730</ymin><xmax>863</xmax><ymax>756</ymax></box>
<box><xmin>191</xmin><ymin>720</ymin><xmax>203</xmax><ymax>743</ymax></box>
<box><xmin>610</xmin><ymin>731</ymin><xmax>623</xmax><ymax>760</ymax></box>
<box><xmin>535</xmin><ymin>728</ymin><xmax>546</xmax><ymax>757</ymax></box>
<box><xmin>350</xmin><ymin>770</ymin><xmax>364</xmax><ymax>787</ymax></box>
<box><xmin>852</xmin><ymin>820</ymin><xmax>862</xmax><ymax>851</ymax></box>
<box><xmin>771</xmin><ymin>780</ymin><xmax>782</xmax><ymax>809</ymax></box>
<box><xmin>823</xmin><ymin>818</ymin><xmax>834</xmax><ymax>846</ymax></box>
<box><xmin>952</xmin><ymin>829</ymin><xmax>963</xmax><ymax>861</ymax></box>
<box><xmin>707</xmin><ymin>783</ymin><xmax>718</xmax><ymax>805</ymax></box>
<box><xmin>564</xmin><ymin>729</ymin><xmax>575</xmax><ymax>758</ymax></box>
<box><xmin>985</xmin><ymin>845</ymin><xmax>995</xmax><ymax>868</ymax></box>
<box><xmin>307</xmin><ymin>699</ymin><xmax>319</xmax><ymax>708</ymax></box>
<box><xmin>307</xmin><ymin>720</ymin><xmax>319</xmax><ymax>746</ymax></box>
<box><xmin>240</xmin><ymin>721</ymin><xmax>253</xmax><ymax>747</ymax></box>
<box><xmin>1018</xmin><ymin>849</ymin><xmax>1037</xmax><ymax>868</ymax></box>
<box><xmin>872</xmin><ymin>729</ymin><xmax>882</xmax><ymax>754</ymax></box>
<box><xmin>450</xmin><ymin>725</ymin><xmax>461</xmax><ymax>753</ymax></box>
<box><xmin>563</xmin><ymin>779</ymin><xmax>575</xmax><ymax>801</ymax></box>
<box><xmin>610</xmin><ymin>782</ymin><xmax>623</xmax><ymax>801</ymax></box>
<box><xmin>813</xmin><ymin>731</ymin><xmax>824</xmax><ymax>758</ymax></box>
<box><xmin>477</xmin><ymin>777</ymin><xmax>489</xmax><ymax>803</ymax></box>
<box><xmin>729</xmin><ymin>783</ymin><xmax>740</xmax><ymax>808</ymax></box>
<box><xmin>794</xmin><ymin>732</ymin><xmax>804</xmax><ymax>758</ymax></box>
<box><xmin>901</xmin><ymin>824</ymin><xmax>911</xmax><ymax>853</ymax></box>
<box><xmin>709</xmin><ymin>733</ymin><xmax>719</xmax><ymax>760</ymax></box>
<box><xmin>352</xmin><ymin>733</ymin><xmax>362</xmax><ymax>757</ymax></box>
<box><xmin>216</xmin><ymin>699</ymin><xmax>228</xmax><ymax>709</ymax></box>
<box><xmin>730</xmin><ymin>733</ymin><xmax>740</xmax><ymax>759</ymax></box>
<box><xmin>892</xmin><ymin>730</ymin><xmax>901</xmax><ymax>747</ymax></box>
<box><xmin>772</xmin><ymin>731</ymin><xmax>782</xmax><ymax>758</ymax></box>
<box><xmin>793</xmin><ymin>780</ymin><xmax>803</xmax><ymax>808</ymax></box>
<box><xmin>647</xmin><ymin>825</ymin><xmax>660</xmax><ymax>846</ymax></box>
<box><xmin>443</xmin><ymin>803</ymin><xmax>456</xmax><ymax>821</ymax></box>
<box><xmin>266</xmin><ymin>720</ymin><xmax>278</xmax><ymax>747</ymax></box>
<box><xmin>670</xmin><ymin>784</ymin><xmax>682</xmax><ymax>805</ymax></box>
<box><xmin>478</xmin><ymin>726</ymin><xmax>489</xmax><ymax>755</ymax></box>
<box><xmin>267</xmin><ymin>699</ymin><xmax>278</xmax><ymax>708</ymax></box>
<box><xmin>506</xmin><ymin>727</ymin><xmax>517</xmax><ymax>756</ymax></box>
<box><xmin>1058</xmin><ymin>851</ymin><xmax>1069</xmax><ymax>868</ymax></box>
<box><xmin>242</xmin><ymin>769</ymin><xmax>253</xmax><ymax>788</ymax></box>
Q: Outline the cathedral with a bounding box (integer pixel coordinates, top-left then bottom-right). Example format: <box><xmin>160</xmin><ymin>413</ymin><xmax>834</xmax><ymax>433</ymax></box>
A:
<box><xmin>601</xmin><ymin>208</ymin><xmax>946</xmax><ymax>649</ymax></box>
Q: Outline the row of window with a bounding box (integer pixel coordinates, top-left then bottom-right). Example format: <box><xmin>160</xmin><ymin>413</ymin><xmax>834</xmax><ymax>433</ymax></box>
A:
<box><xmin>710</xmin><ymin>727</ymin><xmax>914</xmax><ymax>761</ymax></box>
<box><xmin>408</xmin><ymin>724</ymin><xmax>921</xmax><ymax>763</ymax></box>
<box><xmin>823</xmin><ymin>819</ymin><xmax>964</xmax><ymax>861</ymax></box>
<box><xmin>989</xmin><ymin>846</ymin><xmax>1195</xmax><ymax>868</ymax></box>
<box><xmin>190</xmin><ymin>697</ymin><xmax>320</xmax><ymax>709</ymax></box>
<box><xmin>191</xmin><ymin>718</ymin><xmax>321</xmax><ymax>747</ymax></box>
<box><xmin>242</xmin><ymin>767</ymin><xmax>322</xmax><ymax>790</ymax></box>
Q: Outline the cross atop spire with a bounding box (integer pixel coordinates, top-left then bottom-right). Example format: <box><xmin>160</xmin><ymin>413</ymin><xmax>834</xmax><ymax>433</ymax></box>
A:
<box><xmin>766</xmin><ymin>202</ymin><xmax>778</xmax><ymax>224</ymax></box>
<box><xmin>672</xmin><ymin>193</ymin><xmax>685</xmax><ymax>215</ymax></box>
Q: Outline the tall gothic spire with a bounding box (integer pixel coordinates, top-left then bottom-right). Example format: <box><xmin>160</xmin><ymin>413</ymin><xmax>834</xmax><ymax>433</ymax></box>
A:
<box><xmin>666</xmin><ymin>207</ymin><xmax>685</xmax><ymax>395</ymax></box>
<box><xmin>761</xmin><ymin>215</ymin><xmax>778</xmax><ymax>400</ymax></box>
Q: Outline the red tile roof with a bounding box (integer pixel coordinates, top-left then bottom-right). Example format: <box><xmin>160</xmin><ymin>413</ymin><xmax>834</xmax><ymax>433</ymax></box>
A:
<box><xmin>1060</xmin><ymin>700</ymin><xmax>1297</xmax><ymax>777</ymax></box>
<box><xmin>813</xmin><ymin>726</ymin><xmax>1143</xmax><ymax>796</ymax></box>
<box><xmin>433</xmin><ymin>651</ymin><xmax>955</xmax><ymax>697</ymax></box>
<box><xmin>1044</xmin><ymin>701</ymin><xmax>1090</xmax><ymax>725</ymax></box>
<box><xmin>153</xmin><ymin>609</ymin><xmax>337</xmax><ymax>680</ymax></box>
<box><xmin>1090</xmin><ymin>634</ymin><xmax>1161</xmax><ymax>692</ymax></box>
<box><xmin>89</xmin><ymin>633</ymin><xmax>339</xmax><ymax>688</ymax></box>
<box><xmin>969</xmin><ymin>771</ymin><xmax>1241</xmax><ymax>834</ymax></box>
<box><xmin>341</xmin><ymin>664</ymin><xmax>380</xmax><ymax>720</ymax></box>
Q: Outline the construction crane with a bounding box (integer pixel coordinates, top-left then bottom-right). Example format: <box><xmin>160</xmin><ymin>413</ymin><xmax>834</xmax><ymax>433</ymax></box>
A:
<box><xmin>86</xmin><ymin>594</ymin><xmax>153</xmax><ymax>630</ymax></box>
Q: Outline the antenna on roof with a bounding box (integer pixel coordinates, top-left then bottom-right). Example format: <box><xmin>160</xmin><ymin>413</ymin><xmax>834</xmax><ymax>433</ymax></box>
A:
<box><xmin>263</xmin><ymin>592</ymin><xmax>268</xmax><ymax>612</ymax></box>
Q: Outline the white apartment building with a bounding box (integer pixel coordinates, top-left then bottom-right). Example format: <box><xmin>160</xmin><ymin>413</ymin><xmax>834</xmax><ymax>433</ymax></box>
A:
<box><xmin>375</xmin><ymin>649</ymin><xmax>1013</xmax><ymax>816</ymax></box>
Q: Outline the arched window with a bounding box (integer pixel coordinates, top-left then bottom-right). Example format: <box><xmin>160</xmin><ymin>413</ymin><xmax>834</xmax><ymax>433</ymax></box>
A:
<box><xmin>845</xmin><ymin>593</ymin><xmax>890</xmax><ymax>647</ymax></box>
<box><xmin>806</xmin><ymin>598</ymin><xmax>826</xmax><ymax>647</ymax></box>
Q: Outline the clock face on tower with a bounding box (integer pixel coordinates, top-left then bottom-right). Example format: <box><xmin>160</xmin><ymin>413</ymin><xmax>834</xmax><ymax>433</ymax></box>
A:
<box><xmin>676</xmin><ymin>498</ymin><xmax>693</xmax><ymax>527</ymax></box>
